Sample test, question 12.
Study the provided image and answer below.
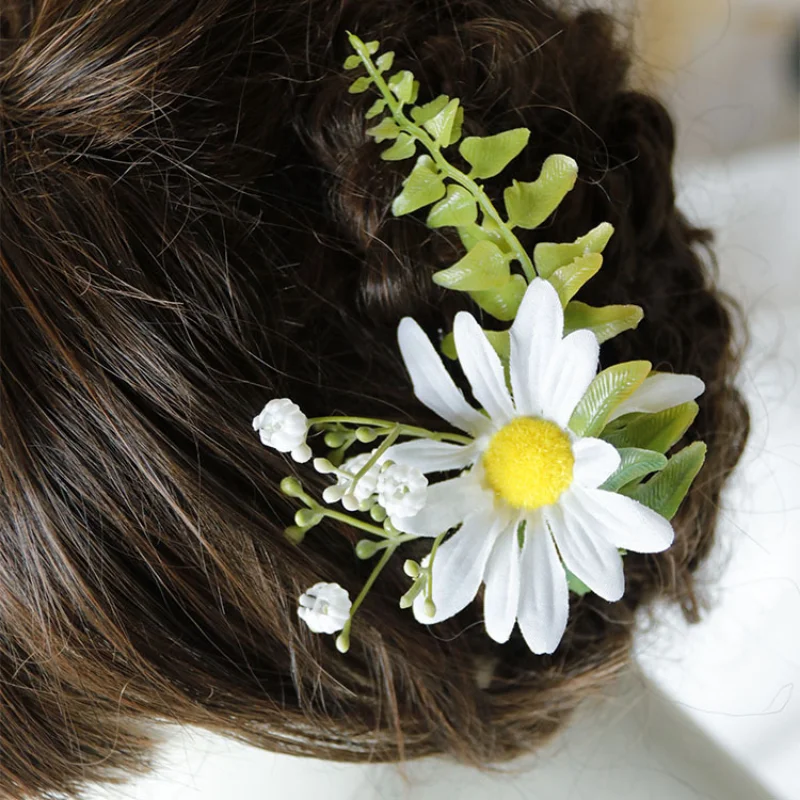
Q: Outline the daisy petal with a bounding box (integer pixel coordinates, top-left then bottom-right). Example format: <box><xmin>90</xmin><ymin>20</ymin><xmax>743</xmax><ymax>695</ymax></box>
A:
<box><xmin>483</xmin><ymin>523</ymin><xmax>522</xmax><ymax>643</ymax></box>
<box><xmin>398</xmin><ymin>317</ymin><xmax>490</xmax><ymax>436</ymax></box>
<box><xmin>509</xmin><ymin>279</ymin><xmax>563</xmax><ymax>415</ymax></box>
<box><xmin>607</xmin><ymin>373</ymin><xmax>705</xmax><ymax>422</ymax></box>
<box><xmin>453</xmin><ymin>312</ymin><xmax>514</xmax><ymax>424</ymax></box>
<box><xmin>413</xmin><ymin>507</ymin><xmax>502</xmax><ymax>624</ymax></box>
<box><xmin>392</xmin><ymin>472</ymin><xmax>488</xmax><ymax>537</ymax></box>
<box><xmin>572</xmin><ymin>437</ymin><xmax>621</xmax><ymax>489</ymax></box>
<box><xmin>385</xmin><ymin>439</ymin><xmax>478</xmax><ymax>474</ymax></box>
<box><xmin>540</xmin><ymin>329</ymin><xmax>599</xmax><ymax>427</ymax></box>
<box><xmin>546</xmin><ymin>495</ymin><xmax>625</xmax><ymax>602</ymax></box>
<box><xmin>571</xmin><ymin>485</ymin><xmax>675</xmax><ymax>553</ymax></box>
<box><xmin>517</xmin><ymin>514</ymin><xmax>569</xmax><ymax>654</ymax></box>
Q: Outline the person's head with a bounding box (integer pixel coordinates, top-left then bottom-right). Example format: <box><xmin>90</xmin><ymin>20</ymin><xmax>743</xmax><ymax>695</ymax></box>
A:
<box><xmin>0</xmin><ymin>0</ymin><xmax>748</xmax><ymax>796</ymax></box>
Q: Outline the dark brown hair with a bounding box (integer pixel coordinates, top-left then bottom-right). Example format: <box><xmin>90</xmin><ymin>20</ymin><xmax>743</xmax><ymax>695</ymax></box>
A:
<box><xmin>0</xmin><ymin>0</ymin><xmax>748</xmax><ymax>797</ymax></box>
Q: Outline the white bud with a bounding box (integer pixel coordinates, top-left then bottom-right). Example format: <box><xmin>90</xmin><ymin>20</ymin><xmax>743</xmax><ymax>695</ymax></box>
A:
<box><xmin>378</xmin><ymin>463</ymin><xmax>428</xmax><ymax>522</ymax></box>
<box><xmin>252</xmin><ymin>398</ymin><xmax>309</xmax><ymax>454</ymax></box>
<box><xmin>297</xmin><ymin>583</ymin><xmax>351</xmax><ymax>634</ymax></box>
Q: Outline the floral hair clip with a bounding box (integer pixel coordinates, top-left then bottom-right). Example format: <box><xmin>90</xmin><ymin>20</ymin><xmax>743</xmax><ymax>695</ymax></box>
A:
<box><xmin>253</xmin><ymin>34</ymin><xmax>707</xmax><ymax>655</ymax></box>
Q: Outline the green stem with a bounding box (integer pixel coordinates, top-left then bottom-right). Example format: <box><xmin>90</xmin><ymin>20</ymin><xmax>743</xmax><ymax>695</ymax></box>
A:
<box><xmin>357</xmin><ymin>44</ymin><xmax>536</xmax><ymax>281</ymax></box>
<box><xmin>318</xmin><ymin>506</ymin><xmax>395</xmax><ymax>540</ymax></box>
<box><xmin>348</xmin><ymin>424</ymin><xmax>401</xmax><ymax>494</ymax></box>
<box><xmin>425</xmin><ymin>530</ymin><xmax>449</xmax><ymax>602</ymax></box>
<box><xmin>309</xmin><ymin>416</ymin><xmax>395</xmax><ymax>428</ymax></box>
<box><xmin>342</xmin><ymin>543</ymin><xmax>397</xmax><ymax>636</ymax></box>
<box><xmin>309</xmin><ymin>416</ymin><xmax>473</xmax><ymax>446</ymax></box>
<box><xmin>398</xmin><ymin>424</ymin><xmax>472</xmax><ymax>445</ymax></box>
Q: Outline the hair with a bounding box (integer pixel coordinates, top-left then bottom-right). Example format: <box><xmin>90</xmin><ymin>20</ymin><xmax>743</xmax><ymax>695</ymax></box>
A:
<box><xmin>0</xmin><ymin>0</ymin><xmax>749</xmax><ymax>797</ymax></box>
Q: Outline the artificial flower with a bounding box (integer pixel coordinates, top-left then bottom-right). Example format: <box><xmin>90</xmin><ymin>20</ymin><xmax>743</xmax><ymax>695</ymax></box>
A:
<box><xmin>297</xmin><ymin>582</ymin><xmax>352</xmax><ymax>634</ymax></box>
<box><xmin>386</xmin><ymin>279</ymin><xmax>697</xmax><ymax>654</ymax></box>
<box><xmin>253</xmin><ymin>398</ymin><xmax>312</xmax><ymax>462</ymax></box>
<box><xmin>377</xmin><ymin>463</ymin><xmax>428</xmax><ymax>522</ymax></box>
<box><xmin>607</xmin><ymin>371</ymin><xmax>704</xmax><ymax>422</ymax></box>
<box><xmin>321</xmin><ymin>451</ymin><xmax>382</xmax><ymax>510</ymax></box>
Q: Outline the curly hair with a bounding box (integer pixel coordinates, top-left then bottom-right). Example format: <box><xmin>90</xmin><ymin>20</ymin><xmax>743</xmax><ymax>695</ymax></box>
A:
<box><xmin>0</xmin><ymin>0</ymin><xmax>748</xmax><ymax>796</ymax></box>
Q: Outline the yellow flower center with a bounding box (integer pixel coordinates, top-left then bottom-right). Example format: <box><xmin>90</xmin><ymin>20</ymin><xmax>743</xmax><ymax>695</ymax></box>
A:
<box><xmin>482</xmin><ymin>417</ymin><xmax>574</xmax><ymax>510</ymax></box>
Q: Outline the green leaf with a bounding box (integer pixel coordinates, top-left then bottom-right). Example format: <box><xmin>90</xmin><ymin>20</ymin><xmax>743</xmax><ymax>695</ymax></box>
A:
<box><xmin>411</xmin><ymin>95</ymin><xmax>450</xmax><ymax>125</ymax></box>
<box><xmin>469</xmin><ymin>274</ymin><xmax>527</xmax><ymax>321</ymax></box>
<box><xmin>629</xmin><ymin>442</ymin><xmax>707</xmax><ymax>520</ymax></box>
<box><xmin>426</xmin><ymin>185</ymin><xmax>478</xmax><ymax>228</ymax></box>
<box><xmin>548</xmin><ymin>253</ymin><xmax>603</xmax><ymax>306</ymax></box>
<box><xmin>569</xmin><ymin>361</ymin><xmax>651</xmax><ymax>438</ymax></box>
<box><xmin>484</xmin><ymin>330</ymin><xmax>511</xmax><ymax>363</ymax></box>
<box><xmin>459</xmin><ymin>128</ymin><xmax>531</xmax><ymax>179</ymax></box>
<box><xmin>504</xmin><ymin>154</ymin><xmax>578</xmax><ymax>229</ymax></box>
<box><xmin>457</xmin><ymin>221</ymin><xmax>505</xmax><ymax>252</ymax></box>
<box><xmin>388</xmin><ymin>70</ymin><xmax>418</xmax><ymax>104</ymax></box>
<box><xmin>534</xmin><ymin>222</ymin><xmax>615</xmax><ymax>279</ymax></box>
<box><xmin>448</xmin><ymin>106</ymin><xmax>464</xmax><ymax>146</ymax></box>
<box><xmin>348</xmin><ymin>76</ymin><xmax>373</xmax><ymax>94</ymax></box>
<box><xmin>601</xmin><ymin>402</ymin><xmax>699</xmax><ymax>454</ymax></box>
<box><xmin>563</xmin><ymin>301</ymin><xmax>644</xmax><ymax>343</ymax></box>
<box><xmin>365</xmin><ymin>98</ymin><xmax>387</xmax><ymax>120</ymax></box>
<box><xmin>431</xmin><ymin>240</ymin><xmax>510</xmax><ymax>291</ymax></box>
<box><xmin>364</xmin><ymin>40</ymin><xmax>380</xmax><ymax>55</ymax></box>
<box><xmin>366</xmin><ymin>117</ymin><xmax>400</xmax><ymax>142</ymax></box>
<box><xmin>422</xmin><ymin>98</ymin><xmax>461</xmax><ymax>146</ymax></box>
<box><xmin>567</xmin><ymin>571</ymin><xmax>592</xmax><ymax>596</ymax></box>
<box><xmin>441</xmin><ymin>332</ymin><xmax>457</xmax><ymax>360</ymax></box>
<box><xmin>600</xmin><ymin>448</ymin><xmax>668</xmax><ymax>493</ymax></box>
<box><xmin>376</xmin><ymin>51</ymin><xmax>395</xmax><ymax>72</ymax></box>
<box><xmin>392</xmin><ymin>155</ymin><xmax>446</xmax><ymax>215</ymax></box>
<box><xmin>381</xmin><ymin>132</ymin><xmax>417</xmax><ymax>161</ymax></box>
<box><xmin>344</xmin><ymin>54</ymin><xmax>361</xmax><ymax>70</ymax></box>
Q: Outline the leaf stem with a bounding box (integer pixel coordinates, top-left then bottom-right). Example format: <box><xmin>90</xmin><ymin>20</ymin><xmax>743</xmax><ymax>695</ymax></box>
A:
<box><xmin>353</xmin><ymin>37</ymin><xmax>536</xmax><ymax>281</ymax></box>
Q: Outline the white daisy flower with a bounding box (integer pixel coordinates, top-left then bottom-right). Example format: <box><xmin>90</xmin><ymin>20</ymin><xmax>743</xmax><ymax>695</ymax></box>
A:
<box><xmin>253</xmin><ymin>398</ymin><xmax>311</xmax><ymax>463</ymax></box>
<box><xmin>297</xmin><ymin>582</ymin><xmax>352</xmax><ymax>634</ymax></box>
<box><xmin>377</xmin><ymin>463</ymin><xmax>428</xmax><ymax>523</ymax></box>
<box><xmin>387</xmin><ymin>279</ymin><xmax>701</xmax><ymax>654</ymax></box>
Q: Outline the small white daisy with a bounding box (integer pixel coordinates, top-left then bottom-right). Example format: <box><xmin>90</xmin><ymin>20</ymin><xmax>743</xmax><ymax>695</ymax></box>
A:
<box><xmin>297</xmin><ymin>582</ymin><xmax>352</xmax><ymax>634</ymax></box>
<box><xmin>253</xmin><ymin>398</ymin><xmax>311</xmax><ymax>463</ymax></box>
<box><xmin>387</xmin><ymin>279</ymin><xmax>703</xmax><ymax>654</ymax></box>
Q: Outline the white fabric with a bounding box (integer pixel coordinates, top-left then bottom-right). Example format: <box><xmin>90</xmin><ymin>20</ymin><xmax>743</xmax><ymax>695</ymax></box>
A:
<box><xmin>517</xmin><ymin>515</ymin><xmax>569</xmax><ymax>654</ymax></box>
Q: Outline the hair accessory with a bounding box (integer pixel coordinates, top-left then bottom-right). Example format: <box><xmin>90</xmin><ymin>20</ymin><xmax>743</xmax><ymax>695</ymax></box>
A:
<box><xmin>252</xmin><ymin>34</ymin><xmax>707</xmax><ymax>655</ymax></box>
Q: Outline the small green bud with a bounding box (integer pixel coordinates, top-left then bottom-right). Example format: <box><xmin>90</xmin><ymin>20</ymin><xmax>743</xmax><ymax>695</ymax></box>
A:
<box><xmin>369</xmin><ymin>504</ymin><xmax>387</xmax><ymax>522</ymax></box>
<box><xmin>355</xmin><ymin>427</ymin><xmax>378</xmax><ymax>443</ymax></box>
<box><xmin>335</xmin><ymin>630</ymin><xmax>350</xmax><ymax>653</ymax></box>
<box><xmin>294</xmin><ymin>508</ymin><xmax>322</xmax><ymax>528</ymax></box>
<box><xmin>284</xmin><ymin>525</ymin><xmax>306</xmax><ymax>544</ymax></box>
<box><xmin>324</xmin><ymin>431</ymin><xmax>348</xmax><ymax>448</ymax></box>
<box><xmin>399</xmin><ymin>579</ymin><xmax>424</xmax><ymax>609</ymax></box>
<box><xmin>355</xmin><ymin>539</ymin><xmax>380</xmax><ymax>560</ymax></box>
<box><xmin>403</xmin><ymin>559</ymin><xmax>420</xmax><ymax>578</ymax></box>
<box><xmin>280</xmin><ymin>477</ymin><xmax>303</xmax><ymax>498</ymax></box>
<box><xmin>383</xmin><ymin>518</ymin><xmax>398</xmax><ymax>535</ymax></box>
<box><xmin>423</xmin><ymin>597</ymin><xmax>437</xmax><ymax>618</ymax></box>
<box><xmin>313</xmin><ymin>457</ymin><xmax>335</xmax><ymax>474</ymax></box>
